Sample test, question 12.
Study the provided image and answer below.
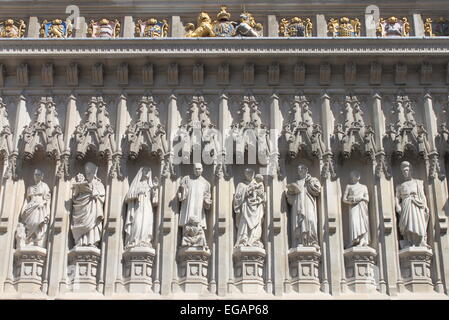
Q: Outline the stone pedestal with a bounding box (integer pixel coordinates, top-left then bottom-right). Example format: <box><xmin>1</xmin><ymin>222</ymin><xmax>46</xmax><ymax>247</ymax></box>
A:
<box><xmin>344</xmin><ymin>246</ymin><xmax>377</xmax><ymax>293</ymax></box>
<box><xmin>233</xmin><ymin>246</ymin><xmax>266</xmax><ymax>294</ymax></box>
<box><xmin>288</xmin><ymin>246</ymin><xmax>321</xmax><ymax>293</ymax></box>
<box><xmin>123</xmin><ymin>246</ymin><xmax>156</xmax><ymax>293</ymax></box>
<box><xmin>399</xmin><ymin>246</ymin><xmax>433</xmax><ymax>293</ymax></box>
<box><xmin>68</xmin><ymin>246</ymin><xmax>101</xmax><ymax>293</ymax></box>
<box><xmin>14</xmin><ymin>246</ymin><xmax>47</xmax><ymax>293</ymax></box>
<box><xmin>178</xmin><ymin>246</ymin><xmax>211</xmax><ymax>293</ymax></box>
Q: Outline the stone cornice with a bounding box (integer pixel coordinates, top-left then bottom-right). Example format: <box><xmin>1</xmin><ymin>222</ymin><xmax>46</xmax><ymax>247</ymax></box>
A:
<box><xmin>0</xmin><ymin>38</ymin><xmax>448</xmax><ymax>58</ymax></box>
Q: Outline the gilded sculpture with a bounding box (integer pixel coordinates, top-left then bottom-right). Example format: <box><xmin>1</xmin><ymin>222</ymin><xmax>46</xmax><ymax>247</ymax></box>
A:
<box><xmin>135</xmin><ymin>18</ymin><xmax>168</xmax><ymax>38</ymax></box>
<box><xmin>424</xmin><ymin>17</ymin><xmax>449</xmax><ymax>36</ymax></box>
<box><xmin>377</xmin><ymin>16</ymin><xmax>410</xmax><ymax>37</ymax></box>
<box><xmin>279</xmin><ymin>17</ymin><xmax>313</xmax><ymax>37</ymax></box>
<box><xmin>185</xmin><ymin>12</ymin><xmax>215</xmax><ymax>37</ymax></box>
<box><xmin>40</xmin><ymin>19</ymin><xmax>72</xmax><ymax>38</ymax></box>
<box><xmin>328</xmin><ymin>17</ymin><xmax>361</xmax><ymax>37</ymax></box>
<box><xmin>87</xmin><ymin>18</ymin><xmax>121</xmax><ymax>38</ymax></box>
<box><xmin>0</xmin><ymin>19</ymin><xmax>26</xmax><ymax>38</ymax></box>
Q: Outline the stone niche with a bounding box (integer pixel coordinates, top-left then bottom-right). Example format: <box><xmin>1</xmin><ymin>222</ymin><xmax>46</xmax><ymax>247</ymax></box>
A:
<box><xmin>284</xmin><ymin>158</ymin><xmax>323</xmax><ymax>294</ymax></box>
<box><xmin>121</xmin><ymin>156</ymin><xmax>161</xmax><ymax>294</ymax></box>
<box><xmin>66</xmin><ymin>157</ymin><xmax>108</xmax><ymax>293</ymax></box>
<box><xmin>175</xmin><ymin>163</ymin><xmax>215</xmax><ymax>294</ymax></box>
<box><xmin>12</xmin><ymin>150</ymin><xmax>58</xmax><ymax>294</ymax></box>
<box><xmin>231</xmin><ymin>165</ymin><xmax>267</xmax><ymax>294</ymax></box>
<box><xmin>339</xmin><ymin>157</ymin><xmax>379</xmax><ymax>294</ymax></box>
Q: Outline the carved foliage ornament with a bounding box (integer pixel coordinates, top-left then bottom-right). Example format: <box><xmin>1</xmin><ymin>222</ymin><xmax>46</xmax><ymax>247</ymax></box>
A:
<box><xmin>0</xmin><ymin>19</ymin><xmax>26</xmax><ymax>38</ymax></box>
<box><xmin>279</xmin><ymin>17</ymin><xmax>313</xmax><ymax>37</ymax></box>
<box><xmin>40</xmin><ymin>19</ymin><xmax>72</xmax><ymax>38</ymax></box>
<box><xmin>333</xmin><ymin>95</ymin><xmax>376</xmax><ymax>160</ymax></box>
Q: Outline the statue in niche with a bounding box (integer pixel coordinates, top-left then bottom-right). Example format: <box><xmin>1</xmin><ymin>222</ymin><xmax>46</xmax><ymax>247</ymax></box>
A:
<box><xmin>233</xmin><ymin>168</ymin><xmax>266</xmax><ymax>248</ymax></box>
<box><xmin>395</xmin><ymin>161</ymin><xmax>430</xmax><ymax>248</ymax></box>
<box><xmin>286</xmin><ymin>164</ymin><xmax>321</xmax><ymax>249</ymax></box>
<box><xmin>178</xmin><ymin>163</ymin><xmax>212</xmax><ymax>248</ymax></box>
<box><xmin>17</xmin><ymin>169</ymin><xmax>51</xmax><ymax>248</ymax></box>
<box><xmin>124</xmin><ymin>167</ymin><xmax>159</xmax><ymax>249</ymax></box>
<box><xmin>342</xmin><ymin>170</ymin><xmax>370</xmax><ymax>247</ymax></box>
<box><xmin>71</xmin><ymin>162</ymin><xmax>105</xmax><ymax>248</ymax></box>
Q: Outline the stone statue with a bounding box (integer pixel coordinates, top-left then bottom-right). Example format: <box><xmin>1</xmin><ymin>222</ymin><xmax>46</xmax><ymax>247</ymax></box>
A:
<box><xmin>286</xmin><ymin>164</ymin><xmax>321</xmax><ymax>249</ymax></box>
<box><xmin>233</xmin><ymin>168</ymin><xmax>265</xmax><ymax>248</ymax></box>
<box><xmin>71</xmin><ymin>162</ymin><xmax>105</xmax><ymax>247</ymax></box>
<box><xmin>124</xmin><ymin>167</ymin><xmax>159</xmax><ymax>249</ymax></box>
<box><xmin>181</xmin><ymin>216</ymin><xmax>208</xmax><ymax>249</ymax></box>
<box><xmin>395</xmin><ymin>161</ymin><xmax>430</xmax><ymax>248</ymax></box>
<box><xmin>17</xmin><ymin>169</ymin><xmax>51</xmax><ymax>247</ymax></box>
<box><xmin>342</xmin><ymin>171</ymin><xmax>370</xmax><ymax>247</ymax></box>
<box><xmin>178</xmin><ymin>163</ymin><xmax>212</xmax><ymax>247</ymax></box>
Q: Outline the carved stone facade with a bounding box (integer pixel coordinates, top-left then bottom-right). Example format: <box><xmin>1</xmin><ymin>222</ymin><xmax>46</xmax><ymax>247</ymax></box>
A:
<box><xmin>0</xmin><ymin>0</ymin><xmax>448</xmax><ymax>300</ymax></box>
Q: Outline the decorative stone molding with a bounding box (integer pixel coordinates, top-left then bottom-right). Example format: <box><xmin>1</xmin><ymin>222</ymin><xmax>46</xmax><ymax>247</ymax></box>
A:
<box><xmin>344</xmin><ymin>246</ymin><xmax>377</xmax><ymax>293</ymax></box>
<box><xmin>126</xmin><ymin>94</ymin><xmax>167</xmax><ymax>161</ymax></box>
<box><xmin>399</xmin><ymin>246</ymin><xmax>433</xmax><ymax>293</ymax></box>
<box><xmin>17</xmin><ymin>64</ymin><xmax>28</xmax><ymax>86</ymax></box>
<box><xmin>13</xmin><ymin>246</ymin><xmax>46</xmax><ymax>293</ymax></box>
<box><xmin>268</xmin><ymin>62</ymin><xmax>280</xmax><ymax>86</ymax></box>
<box><xmin>345</xmin><ymin>62</ymin><xmax>357</xmax><ymax>85</ymax></box>
<box><xmin>66</xmin><ymin>62</ymin><xmax>79</xmax><ymax>86</ymax></box>
<box><xmin>122</xmin><ymin>247</ymin><xmax>156</xmax><ymax>293</ymax></box>
<box><xmin>293</xmin><ymin>63</ymin><xmax>306</xmax><ymax>85</ymax></box>
<box><xmin>385</xmin><ymin>94</ymin><xmax>430</xmax><ymax>159</ymax></box>
<box><xmin>41</xmin><ymin>63</ymin><xmax>54</xmax><ymax>86</ymax></box>
<box><xmin>217</xmin><ymin>63</ymin><xmax>229</xmax><ymax>85</ymax></box>
<box><xmin>142</xmin><ymin>63</ymin><xmax>154</xmax><ymax>86</ymax></box>
<box><xmin>117</xmin><ymin>62</ymin><xmax>128</xmax><ymax>86</ymax></box>
<box><xmin>192</xmin><ymin>63</ymin><xmax>204</xmax><ymax>86</ymax></box>
<box><xmin>288</xmin><ymin>247</ymin><xmax>321</xmax><ymax>293</ymax></box>
<box><xmin>177</xmin><ymin>246</ymin><xmax>210</xmax><ymax>294</ymax></box>
<box><xmin>284</xmin><ymin>94</ymin><xmax>325</xmax><ymax>160</ymax></box>
<box><xmin>243</xmin><ymin>63</ymin><xmax>254</xmax><ymax>85</ymax></box>
<box><xmin>167</xmin><ymin>63</ymin><xmax>178</xmax><ymax>85</ymax></box>
<box><xmin>320</xmin><ymin>63</ymin><xmax>331</xmax><ymax>85</ymax></box>
<box><xmin>420</xmin><ymin>61</ymin><xmax>432</xmax><ymax>85</ymax></box>
<box><xmin>0</xmin><ymin>64</ymin><xmax>5</xmax><ymax>87</ymax></box>
<box><xmin>395</xmin><ymin>63</ymin><xmax>407</xmax><ymax>85</ymax></box>
<box><xmin>92</xmin><ymin>63</ymin><xmax>104</xmax><ymax>86</ymax></box>
<box><xmin>0</xmin><ymin>97</ymin><xmax>14</xmax><ymax>177</ymax></box>
<box><xmin>370</xmin><ymin>61</ymin><xmax>382</xmax><ymax>85</ymax></box>
<box><xmin>67</xmin><ymin>246</ymin><xmax>101</xmax><ymax>293</ymax></box>
<box><xmin>233</xmin><ymin>246</ymin><xmax>266</xmax><ymax>294</ymax></box>
<box><xmin>333</xmin><ymin>94</ymin><xmax>376</xmax><ymax>160</ymax></box>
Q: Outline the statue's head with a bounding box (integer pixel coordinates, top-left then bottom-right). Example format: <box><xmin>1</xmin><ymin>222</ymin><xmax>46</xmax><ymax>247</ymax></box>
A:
<box><xmin>193</xmin><ymin>163</ymin><xmax>203</xmax><ymax>177</ymax></box>
<box><xmin>84</xmin><ymin>162</ymin><xmax>98</xmax><ymax>182</ymax></box>
<box><xmin>350</xmin><ymin>170</ymin><xmax>361</xmax><ymax>184</ymax></box>
<box><xmin>400</xmin><ymin>161</ymin><xmax>411</xmax><ymax>179</ymax></box>
<box><xmin>244</xmin><ymin>168</ymin><xmax>255</xmax><ymax>182</ymax></box>
<box><xmin>197</xmin><ymin>12</ymin><xmax>211</xmax><ymax>25</ymax></box>
<box><xmin>141</xmin><ymin>166</ymin><xmax>152</xmax><ymax>180</ymax></box>
<box><xmin>34</xmin><ymin>168</ymin><xmax>44</xmax><ymax>184</ymax></box>
<box><xmin>297</xmin><ymin>164</ymin><xmax>308</xmax><ymax>179</ymax></box>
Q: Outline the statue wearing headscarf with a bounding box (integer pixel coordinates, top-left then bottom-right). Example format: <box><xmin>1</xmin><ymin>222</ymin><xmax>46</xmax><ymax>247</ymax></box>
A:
<box><xmin>124</xmin><ymin>167</ymin><xmax>158</xmax><ymax>249</ymax></box>
<box><xmin>71</xmin><ymin>162</ymin><xmax>105</xmax><ymax>247</ymax></box>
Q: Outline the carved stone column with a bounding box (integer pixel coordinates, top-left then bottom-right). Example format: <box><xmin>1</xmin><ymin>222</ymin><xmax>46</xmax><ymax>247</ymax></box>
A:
<box><xmin>399</xmin><ymin>247</ymin><xmax>433</xmax><ymax>293</ymax></box>
<box><xmin>344</xmin><ymin>246</ymin><xmax>377</xmax><ymax>293</ymax></box>
<box><xmin>14</xmin><ymin>246</ymin><xmax>47</xmax><ymax>293</ymax></box>
<box><xmin>288</xmin><ymin>247</ymin><xmax>321</xmax><ymax>293</ymax></box>
<box><xmin>122</xmin><ymin>247</ymin><xmax>156</xmax><ymax>293</ymax></box>
<box><xmin>233</xmin><ymin>247</ymin><xmax>266</xmax><ymax>294</ymax></box>
<box><xmin>67</xmin><ymin>246</ymin><xmax>101</xmax><ymax>293</ymax></box>
<box><xmin>177</xmin><ymin>247</ymin><xmax>210</xmax><ymax>294</ymax></box>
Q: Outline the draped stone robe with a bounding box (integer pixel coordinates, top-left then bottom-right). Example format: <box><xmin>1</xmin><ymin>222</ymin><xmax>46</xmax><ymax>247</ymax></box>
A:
<box><xmin>20</xmin><ymin>181</ymin><xmax>51</xmax><ymax>246</ymax></box>
<box><xmin>342</xmin><ymin>182</ymin><xmax>370</xmax><ymax>246</ymax></box>
<box><xmin>286</xmin><ymin>175</ymin><xmax>321</xmax><ymax>248</ymax></box>
<box><xmin>233</xmin><ymin>179</ymin><xmax>265</xmax><ymax>248</ymax></box>
<box><xmin>178</xmin><ymin>175</ymin><xmax>211</xmax><ymax>229</ymax></box>
<box><xmin>124</xmin><ymin>179</ymin><xmax>157</xmax><ymax>249</ymax></box>
<box><xmin>71</xmin><ymin>177</ymin><xmax>105</xmax><ymax>247</ymax></box>
<box><xmin>396</xmin><ymin>178</ymin><xmax>429</xmax><ymax>247</ymax></box>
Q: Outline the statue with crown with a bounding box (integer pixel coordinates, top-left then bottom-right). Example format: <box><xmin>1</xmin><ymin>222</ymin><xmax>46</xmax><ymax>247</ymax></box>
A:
<box><xmin>213</xmin><ymin>6</ymin><xmax>237</xmax><ymax>37</ymax></box>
